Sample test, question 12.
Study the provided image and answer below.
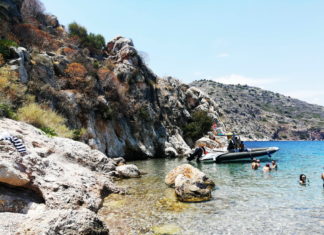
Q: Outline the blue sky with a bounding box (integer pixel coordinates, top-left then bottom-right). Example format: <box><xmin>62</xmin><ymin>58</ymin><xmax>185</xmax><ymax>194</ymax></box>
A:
<box><xmin>42</xmin><ymin>0</ymin><xmax>324</xmax><ymax>106</ymax></box>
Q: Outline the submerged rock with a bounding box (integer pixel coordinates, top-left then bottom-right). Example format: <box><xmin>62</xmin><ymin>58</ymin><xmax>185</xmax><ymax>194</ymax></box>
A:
<box><xmin>165</xmin><ymin>164</ymin><xmax>215</xmax><ymax>202</ymax></box>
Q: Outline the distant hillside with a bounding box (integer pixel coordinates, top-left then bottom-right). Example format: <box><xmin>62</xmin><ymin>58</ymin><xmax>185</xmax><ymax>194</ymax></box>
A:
<box><xmin>191</xmin><ymin>80</ymin><xmax>324</xmax><ymax>140</ymax></box>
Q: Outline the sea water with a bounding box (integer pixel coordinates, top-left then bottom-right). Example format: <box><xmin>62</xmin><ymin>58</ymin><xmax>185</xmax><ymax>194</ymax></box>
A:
<box><xmin>99</xmin><ymin>141</ymin><xmax>324</xmax><ymax>234</ymax></box>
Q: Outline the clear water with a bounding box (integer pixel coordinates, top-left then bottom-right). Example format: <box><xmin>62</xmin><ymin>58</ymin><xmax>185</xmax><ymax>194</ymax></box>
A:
<box><xmin>99</xmin><ymin>141</ymin><xmax>324</xmax><ymax>235</ymax></box>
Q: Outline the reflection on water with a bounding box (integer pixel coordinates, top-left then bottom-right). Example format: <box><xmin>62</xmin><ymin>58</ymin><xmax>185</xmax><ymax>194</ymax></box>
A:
<box><xmin>99</xmin><ymin>141</ymin><xmax>324</xmax><ymax>235</ymax></box>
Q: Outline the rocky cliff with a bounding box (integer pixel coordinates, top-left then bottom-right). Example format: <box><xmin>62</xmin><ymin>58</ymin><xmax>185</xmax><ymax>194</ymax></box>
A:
<box><xmin>0</xmin><ymin>0</ymin><xmax>225</xmax><ymax>160</ymax></box>
<box><xmin>191</xmin><ymin>80</ymin><xmax>324</xmax><ymax>140</ymax></box>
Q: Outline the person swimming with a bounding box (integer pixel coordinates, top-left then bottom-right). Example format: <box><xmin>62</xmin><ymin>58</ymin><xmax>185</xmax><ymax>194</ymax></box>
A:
<box><xmin>256</xmin><ymin>159</ymin><xmax>261</xmax><ymax>168</ymax></box>
<box><xmin>299</xmin><ymin>174</ymin><xmax>308</xmax><ymax>185</ymax></box>
<box><xmin>271</xmin><ymin>160</ymin><xmax>278</xmax><ymax>170</ymax></box>
<box><xmin>251</xmin><ymin>159</ymin><xmax>258</xmax><ymax>170</ymax></box>
<box><xmin>263</xmin><ymin>163</ymin><xmax>271</xmax><ymax>172</ymax></box>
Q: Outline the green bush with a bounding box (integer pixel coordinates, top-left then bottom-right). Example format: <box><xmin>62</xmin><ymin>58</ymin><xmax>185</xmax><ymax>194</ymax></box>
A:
<box><xmin>0</xmin><ymin>39</ymin><xmax>18</xmax><ymax>59</ymax></box>
<box><xmin>0</xmin><ymin>103</ymin><xmax>16</xmax><ymax>119</ymax></box>
<box><xmin>183</xmin><ymin>111</ymin><xmax>213</xmax><ymax>141</ymax></box>
<box><xmin>68</xmin><ymin>22</ymin><xmax>88</xmax><ymax>39</ymax></box>
<box><xmin>40</xmin><ymin>126</ymin><xmax>57</xmax><ymax>136</ymax></box>
<box><xmin>68</xmin><ymin>22</ymin><xmax>106</xmax><ymax>52</ymax></box>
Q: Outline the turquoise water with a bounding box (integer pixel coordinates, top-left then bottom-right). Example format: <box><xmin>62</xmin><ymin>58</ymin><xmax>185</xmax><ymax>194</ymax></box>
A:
<box><xmin>100</xmin><ymin>141</ymin><xmax>324</xmax><ymax>234</ymax></box>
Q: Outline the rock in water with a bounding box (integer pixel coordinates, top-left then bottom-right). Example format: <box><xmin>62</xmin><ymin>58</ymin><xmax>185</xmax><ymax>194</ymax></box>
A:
<box><xmin>165</xmin><ymin>164</ymin><xmax>215</xmax><ymax>202</ymax></box>
<box><xmin>174</xmin><ymin>174</ymin><xmax>213</xmax><ymax>202</ymax></box>
<box><xmin>116</xmin><ymin>164</ymin><xmax>141</xmax><ymax>178</ymax></box>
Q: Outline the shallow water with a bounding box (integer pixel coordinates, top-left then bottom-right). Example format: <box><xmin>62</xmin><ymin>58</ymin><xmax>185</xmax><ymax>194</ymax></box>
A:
<box><xmin>99</xmin><ymin>141</ymin><xmax>324</xmax><ymax>235</ymax></box>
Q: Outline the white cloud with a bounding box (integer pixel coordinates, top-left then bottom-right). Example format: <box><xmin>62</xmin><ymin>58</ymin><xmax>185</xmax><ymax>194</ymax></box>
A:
<box><xmin>213</xmin><ymin>74</ymin><xmax>277</xmax><ymax>88</ymax></box>
<box><xmin>285</xmin><ymin>90</ymin><xmax>324</xmax><ymax>106</ymax></box>
<box><xmin>216</xmin><ymin>53</ymin><xmax>230</xmax><ymax>58</ymax></box>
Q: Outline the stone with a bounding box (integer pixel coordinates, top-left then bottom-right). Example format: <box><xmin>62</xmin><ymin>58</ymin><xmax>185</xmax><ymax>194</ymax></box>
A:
<box><xmin>17</xmin><ymin>208</ymin><xmax>109</xmax><ymax>234</ymax></box>
<box><xmin>0</xmin><ymin>161</ymin><xmax>29</xmax><ymax>186</ymax></box>
<box><xmin>165</xmin><ymin>164</ymin><xmax>215</xmax><ymax>202</ymax></box>
<box><xmin>116</xmin><ymin>164</ymin><xmax>141</xmax><ymax>178</ymax></box>
<box><xmin>174</xmin><ymin>174</ymin><xmax>214</xmax><ymax>202</ymax></box>
<box><xmin>165</xmin><ymin>164</ymin><xmax>206</xmax><ymax>187</ymax></box>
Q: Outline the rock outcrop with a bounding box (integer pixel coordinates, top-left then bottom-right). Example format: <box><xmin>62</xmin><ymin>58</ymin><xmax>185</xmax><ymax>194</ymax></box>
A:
<box><xmin>18</xmin><ymin>37</ymin><xmax>224</xmax><ymax>160</ymax></box>
<box><xmin>165</xmin><ymin>164</ymin><xmax>215</xmax><ymax>202</ymax></box>
<box><xmin>0</xmin><ymin>118</ymin><xmax>128</xmax><ymax>233</ymax></box>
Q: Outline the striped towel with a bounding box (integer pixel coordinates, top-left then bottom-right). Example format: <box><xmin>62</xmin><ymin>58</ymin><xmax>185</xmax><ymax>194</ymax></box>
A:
<box><xmin>0</xmin><ymin>134</ymin><xmax>27</xmax><ymax>155</ymax></box>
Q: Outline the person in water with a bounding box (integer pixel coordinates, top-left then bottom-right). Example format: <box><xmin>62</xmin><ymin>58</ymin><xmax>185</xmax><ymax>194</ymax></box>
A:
<box><xmin>251</xmin><ymin>159</ymin><xmax>258</xmax><ymax>170</ymax></box>
<box><xmin>256</xmin><ymin>159</ymin><xmax>261</xmax><ymax>168</ymax></box>
<box><xmin>263</xmin><ymin>163</ymin><xmax>271</xmax><ymax>172</ymax></box>
<box><xmin>187</xmin><ymin>145</ymin><xmax>206</xmax><ymax>162</ymax></box>
<box><xmin>271</xmin><ymin>160</ymin><xmax>278</xmax><ymax>170</ymax></box>
<box><xmin>321</xmin><ymin>172</ymin><xmax>324</xmax><ymax>188</ymax></box>
<box><xmin>299</xmin><ymin>174</ymin><xmax>308</xmax><ymax>185</ymax></box>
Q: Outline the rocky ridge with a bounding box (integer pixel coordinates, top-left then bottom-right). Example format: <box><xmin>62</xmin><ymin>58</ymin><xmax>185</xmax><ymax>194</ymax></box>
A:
<box><xmin>191</xmin><ymin>80</ymin><xmax>324</xmax><ymax>140</ymax></box>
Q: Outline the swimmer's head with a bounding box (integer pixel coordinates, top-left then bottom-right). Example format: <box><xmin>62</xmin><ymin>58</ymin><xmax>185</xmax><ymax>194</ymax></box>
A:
<box><xmin>300</xmin><ymin>174</ymin><xmax>306</xmax><ymax>181</ymax></box>
<box><xmin>266</xmin><ymin>163</ymin><xmax>270</xmax><ymax>167</ymax></box>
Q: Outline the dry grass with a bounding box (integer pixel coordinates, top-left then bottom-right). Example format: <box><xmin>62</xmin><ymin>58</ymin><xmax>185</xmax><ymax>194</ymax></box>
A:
<box><xmin>17</xmin><ymin>103</ymin><xmax>73</xmax><ymax>138</ymax></box>
<box><xmin>0</xmin><ymin>66</ymin><xmax>26</xmax><ymax>103</ymax></box>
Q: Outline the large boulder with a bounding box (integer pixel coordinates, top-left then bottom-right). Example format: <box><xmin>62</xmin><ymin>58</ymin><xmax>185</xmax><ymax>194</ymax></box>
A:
<box><xmin>0</xmin><ymin>118</ymin><xmax>122</xmax><ymax>233</ymax></box>
<box><xmin>174</xmin><ymin>174</ymin><xmax>214</xmax><ymax>202</ymax></box>
<box><xmin>116</xmin><ymin>164</ymin><xmax>141</xmax><ymax>178</ymax></box>
<box><xmin>165</xmin><ymin>164</ymin><xmax>215</xmax><ymax>202</ymax></box>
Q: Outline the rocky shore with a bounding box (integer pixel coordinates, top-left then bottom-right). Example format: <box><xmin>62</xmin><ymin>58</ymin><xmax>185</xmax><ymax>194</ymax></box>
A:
<box><xmin>0</xmin><ymin>118</ymin><xmax>127</xmax><ymax>234</ymax></box>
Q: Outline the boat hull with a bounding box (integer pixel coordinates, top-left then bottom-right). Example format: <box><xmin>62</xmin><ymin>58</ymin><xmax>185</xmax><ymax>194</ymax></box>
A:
<box><xmin>200</xmin><ymin>147</ymin><xmax>279</xmax><ymax>163</ymax></box>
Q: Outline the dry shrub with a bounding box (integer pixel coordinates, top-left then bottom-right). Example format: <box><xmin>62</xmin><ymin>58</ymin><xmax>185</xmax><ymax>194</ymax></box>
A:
<box><xmin>0</xmin><ymin>66</ymin><xmax>26</xmax><ymax>104</ymax></box>
<box><xmin>17</xmin><ymin>103</ymin><xmax>73</xmax><ymax>138</ymax></box>
<box><xmin>63</xmin><ymin>47</ymin><xmax>77</xmax><ymax>56</ymax></box>
<box><xmin>0</xmin><ymin>54</ymin><xmax>4</xmax><ymax>66</ymax></box>
<box><xmin>65</xmin><ymin>62</ymin><xmax>87</xmax><ymax>77</ymax></box>
<box><xmin>97</xmin><ymin>68</ymin><xmax>111</xmax><ymax>81</ymax></box>
<box><xmin>14</xmin><ymin>24</ymin><xmax>56</xmax><ymax>50</ymax></box>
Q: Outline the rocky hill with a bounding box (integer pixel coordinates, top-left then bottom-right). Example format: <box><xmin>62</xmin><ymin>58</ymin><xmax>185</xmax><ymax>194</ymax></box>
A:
<box><xmin>0</xmin><ymin>0</ymin><xmax>225</xmax><ymax>160</ymax></box>
<box><xmin>191</xmin><ymin>80</ymin><xmax>324</xmax><ymax>140</ymax></box>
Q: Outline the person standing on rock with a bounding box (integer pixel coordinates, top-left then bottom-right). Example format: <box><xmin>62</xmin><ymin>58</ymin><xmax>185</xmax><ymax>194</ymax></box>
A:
<box><xmin>187</xmin><ymin>145</ymin><xmax>206</xmax><ymax>162</ymax></box>
<box><xmin>0</xmin><ymin>132</ymin><xmax>28</xmax><ymax>156</ymax></box>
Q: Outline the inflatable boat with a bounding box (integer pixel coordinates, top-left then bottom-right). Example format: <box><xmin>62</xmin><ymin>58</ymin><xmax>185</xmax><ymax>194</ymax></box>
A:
<box><xmin>200</xmin><ymin>147</ymin><xmax>279</xmax><ymax>163</ymax></box>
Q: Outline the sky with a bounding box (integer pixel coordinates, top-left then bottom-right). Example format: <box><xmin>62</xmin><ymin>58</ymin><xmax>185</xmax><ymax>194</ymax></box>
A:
<box><xmin>42</xmin><ymin>0</ymin><xmax>324</xmax><ymax>106</ymax></box>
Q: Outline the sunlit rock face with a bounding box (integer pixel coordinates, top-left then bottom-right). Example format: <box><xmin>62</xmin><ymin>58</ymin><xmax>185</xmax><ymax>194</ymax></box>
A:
<box><xmin>22</xmin><ymin>36</ymin><xmax>224</xmax><ymax>160</ymax></box>
<box><xmin>0</xmin><ymin>118</ymin><xmax>127</xmax><ymax>233</ymax></box>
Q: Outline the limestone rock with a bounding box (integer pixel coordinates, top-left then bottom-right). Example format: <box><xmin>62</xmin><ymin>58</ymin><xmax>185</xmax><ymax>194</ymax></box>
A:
<box><xmin>174</xmin><ymin>174</ymin><xmax>214</xmax><ymax>202</ymax></box>
<box><xmin>0</xmin><ymin>118</ymin><xmax>122</xmax><ymax>233</ymax></box>
<box><xmin>17</xmin><ymin>208</ymin><xmax>109</xmax><ymax>235</ymax></box>
<box><xmin>165</xmin><ymin>164</ymin><xmax>215</xmax><ymax>202</ymax></box>
<box><xmin>0</xmin><ymin>161</ymin><xmax>29</xmax><ymax>186</ymax></box>
<box><xmin>116</xmin><ymin>164</ymin><xmax>141</xmax><ymax>178</ymax></box>
<box><xmin>165</xmin><ymin>164</ymin><xmax>210</xmax><ymax>187</ymax></box>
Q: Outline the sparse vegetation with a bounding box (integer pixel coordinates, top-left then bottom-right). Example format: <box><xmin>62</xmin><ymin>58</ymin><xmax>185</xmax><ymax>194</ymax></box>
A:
<box><xmin>183</xmin><ymin>111</ymin><xmax>213</xmax><ymax>142</ymax></box>
<box><xmin>0</xmin><ymin>39</ymin><xmax>18</xmax><ymax>59</ymax></box>
<box><xmin>68</xmin><ymin>22</ymin><xmax>106</xmax><ymax>54</ymax></box>
<box><xmin>65</xmin><ymin>62</ymin><xmax>87</xmax><ymax>77</ymax></box>
<box><xmin>17</xmin><ymin>103</ymin><xmax>73</xmax><ymax>138</ymax></box>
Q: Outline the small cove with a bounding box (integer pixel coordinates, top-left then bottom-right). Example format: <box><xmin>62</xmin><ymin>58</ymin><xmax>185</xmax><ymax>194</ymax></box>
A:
<box><xmin>99</xmin><ymin>141</ymin><xmax>324</xmax><ymax>234</ymax></box>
